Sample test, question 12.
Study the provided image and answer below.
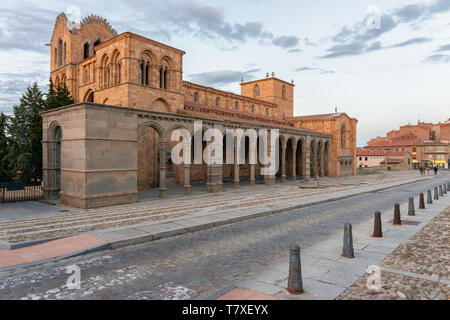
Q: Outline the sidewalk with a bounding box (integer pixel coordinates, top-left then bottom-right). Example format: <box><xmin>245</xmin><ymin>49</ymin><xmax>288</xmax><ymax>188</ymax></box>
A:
<box><xmin>212</xmin><ymin>183</ymin><xmax>450</xmax><ymax>300</ymax></box>
<box><xmin>0</xmin><ymin>172</ymin><xmax>440</xmax><ymax>271</ymax></box>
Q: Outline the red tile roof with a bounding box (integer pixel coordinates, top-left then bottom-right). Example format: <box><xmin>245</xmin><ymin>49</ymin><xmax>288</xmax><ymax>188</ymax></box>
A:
<box><xmin>357</xmin><ymin>148</ymin><xmax>409</xmax><ymax>157</ymax></box>
<box><xmin>286</xmin><ymin>113</ymin><xmax>344</xmax><ymax>121</ymax></box>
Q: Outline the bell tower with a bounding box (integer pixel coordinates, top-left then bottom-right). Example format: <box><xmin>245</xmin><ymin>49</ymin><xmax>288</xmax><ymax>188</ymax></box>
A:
<box><xmin>240</xmin><ymin>74</ymin><xmax>294</xmax><ymax>118</ymax></box>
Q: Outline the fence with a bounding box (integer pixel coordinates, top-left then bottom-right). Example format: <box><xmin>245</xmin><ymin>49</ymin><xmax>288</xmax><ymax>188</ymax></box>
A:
<box><xmin>0</xmin><ymin>180</ymin><xmax>44</xmax><ymax>203</ymax></box>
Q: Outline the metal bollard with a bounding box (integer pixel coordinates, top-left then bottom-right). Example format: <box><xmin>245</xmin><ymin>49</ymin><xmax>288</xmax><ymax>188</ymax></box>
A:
<box><xmin>434</xmin><ymin>187</ymin><xmax>439</xmax><ymax>200</ymax></box>
<box><xmin>419</xmin><ymin>193</ymin><xmax>425</xmax><ymax>209</ymax></box>
<box><xmin>443</xmin><ymin>184</ymin><xmax>447</xmax><ymax>194</ymax></box>
<box><xmin>342</xmin><ymin>223</ymin><xmax>355</xmax><ymax>258</ymax></box>
<box><xmin>372</xmin><ymin>211</ymin><xmax>383</xmax><ymax>237</ymax></box>
<box><xmin>287</xmin><ymin>243</ymin><xmax>304</xmax><ymax>294</ymax></box>
<box><xmin>439</xmin><ymin>185</ymin><xmax>443</xmax><ymax>197</ymax></box>
<box><xmin>408</xmin><ymin>197</ymin><xmax>415</xmax><ymax>216</ymax></box>
<box><xmin>427</xmin><ymin>190</ymin><xmax>432</xmax><ymax>204</ymax></box>
<box><xmin>393</xmin><ymin>203</ymin><xmax>401</xmax><ymax>225</ymax></box>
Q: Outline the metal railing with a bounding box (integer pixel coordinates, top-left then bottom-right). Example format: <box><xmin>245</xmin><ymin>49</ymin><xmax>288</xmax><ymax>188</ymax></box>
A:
<box><xmin>0</xmin><ymin>180</ymin><xmax>43</xmax><ymax>203</ymax></box>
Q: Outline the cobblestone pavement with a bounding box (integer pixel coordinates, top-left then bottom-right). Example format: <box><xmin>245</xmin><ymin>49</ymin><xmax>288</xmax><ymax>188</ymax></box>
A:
<box><xmin>0</xmin><ymin>172</ymin><xmax>448</xmax><ymax>300</ymax></box>
<box><xmin>337</xmin><ymin>206</ymin><xmax>449</xmax><ymax>300</ymax></box>
<box><xmin>0</xmin><ymin>172</ymin><xmax>427</xmax><ymax>243</ymax></box>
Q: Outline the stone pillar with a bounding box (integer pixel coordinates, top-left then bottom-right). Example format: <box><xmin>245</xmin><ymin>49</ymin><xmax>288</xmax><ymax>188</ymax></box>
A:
<box><xmin>264</xmin><ymin>130</ymin><xmax>276</xmax><ymax>185</ymax></box>
<box><xmin>184</xmin><ymin>164</ymin><xmax>190</xmax><ymax>195</ymax></box>
<box><xmin>281</xmin><ymin>145</ymin><xmax>286</xmax><ymax>182</ymax></box>
<box><xmin>319</xmin><ymin>143</ymin><xmax>325</xmax><ymax>178</ymax></box>
<box><xmin>326</xmin><ymin>141</ymin><xmax>331</xmax><ymax>177</ymax></box>
<box><xmin>291</xmin><ymin>145</ymin><xmax>297</xmax><ymax>181</ymax></box>
<box><xmin>159</xmin><ymin>142</ymin><xmax>167</xmax><ymax>198</ymax></box>
<box><xmin>250</xmin><ymin>164</ymin><xmax>256</xmax><ymax>186</ymax></box>
<box><xmin>303</xmin><ymin>137</ymin><xmax>311</xmax><ymax>181</ymax></box>
<box><xmin>234</xmin><ymin>138</ymin><xmax>240</xmax><ymax>188</ymax></box>
<box><xmin>207</xmin><ymin>164</ymin><xmax>223</xmax><ymax>193</ymax></box>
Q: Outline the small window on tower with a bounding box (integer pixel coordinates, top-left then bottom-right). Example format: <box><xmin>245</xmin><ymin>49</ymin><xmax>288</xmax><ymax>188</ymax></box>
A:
<box><xmin>84</xmin><ymin>43</ymin><xmax>90</xmax><ymax>59</ymax></box>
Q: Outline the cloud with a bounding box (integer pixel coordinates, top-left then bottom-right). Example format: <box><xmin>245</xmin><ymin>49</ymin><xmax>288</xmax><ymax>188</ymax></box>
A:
<box><xmin>0</xmin><ymin>7</ymin><xmax>56</xmax><ymax>53</ymax></box>
<box><xmin>322</xmin><ymin>0</ymin><xmax>450</xmax><ymax>59</ymax></box>
<box><xmin>272</xmin><ymin>36</ymin><xmax>300</xmax><ymax>49</ymax></box>
<box><xmin>295</xmin><ymin>66</ymin><xmax>334</xmax><ymax>74</ymax></box>
<box><xmin>188</xmin><ymin>69</ymin><xmax>261</xmax><ymax>87</ymax></box>
<box><xmin>423</xmin><ymin>53</ymin><xmax>450</xmax><ymax>63</ymax></box>
<box><xmin>435</xmin><ymin>43</ymin><xmax>450</xmax><ymax>52</ymax></box>
<box><xmin>391</xmin><ymin>37</ymin><xmax>432</xmax><ymax>48</ymax></box>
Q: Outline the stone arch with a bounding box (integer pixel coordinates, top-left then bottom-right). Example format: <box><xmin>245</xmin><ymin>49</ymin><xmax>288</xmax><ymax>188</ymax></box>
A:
<box><xmin>254</xmin><ymin>84</ymin><xmax>260</xmax><ymax>97</ymax></box>
<box><xmin>83</xmin><ymin>89</ymin><xmax>94</xmax><ymax>102</ymax></box>
<box><xmin>150</xmin><ymin>98</ymin><xmax>171</xmax><ymax>113</ymax></box>
<box><xmin>160</xmin><ymin>56</ymin><xmax>171</xmax><ymax>90</ymax></box>
<box><xmin>193</xmin><ymin>91</ymin><xmax>199</xmax><ymax>103</ymax></box>
<box><xmin>323</xmin><ymin>140</ymin><xmax>330</xmax><ymax>176</ymax></box>
<box><xmin>340</xmin><ymin>125</ymin><xmax>346</xmax><ymax>147</ymax></box>
<box><xmin>45</xmin><ymin>122</ymin><xmax>63</xmax><ymax>198</ymax></box>
<box><xmin>140</xmin><ymin>50</ymin><xmax>154</xmax><ymax>86</ymax></box>
<box><xmin>111</xmin><ymin>49</ymin><xmax>121</xmax><ymax>85</ymax></box>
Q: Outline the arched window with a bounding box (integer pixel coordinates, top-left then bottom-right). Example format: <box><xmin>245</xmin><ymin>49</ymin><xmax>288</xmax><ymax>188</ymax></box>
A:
<box><xmin>340</xmin><ymin>126</ymin><xmax>346</xmax><ymax>147</ymax></box>
<box><xmin>145</xmin><ymin>64</ymin><xmax>150</xmax><ymax>85</ymax></box>
<box><xmin>54</xmin><ymin>48</ymin><xmax>58</xmax><ymax>65</ymax></box>
<box><xmin>63</xmin><ymin>42</ymin><xmax>66</xmax><ymax>63</ymax></box>
<box><xmin>254</xmin><ymin>85</ymin><xmax>260</xmax><ymax>97</ymax></box>
<box><xmin>140</xmin><ymin>63</ymin><xmax>144</xmax><ymax>84</ymax></box>
<box><xmin>281</xmin><ymin>85</ymin><xmax>286</xmax><ymax>98</ymax></box>
<box><xmin>117</xmin><ymin>63</ymin><xmax>122</xmax><ymax>84</ymax></box>
<box><xmin>84</xmin><ymin>43</ymin><xmax>90</xmax><ymax>59</ymax></box>
<box><xmin>159</xmin><ymin>67</ymin><xmax>163</xmax><ymax>88</ymax></box>
<box><xmin>216</xmin><ymin>97</ymin><xmax>220</xmax><ymax>107</ymax></box>
<box><xmin>57</xmin><ymin>38</ymin><xmax>63</xmax><ymax>66</ymax></box>
<box><xmin>193</xmin><ymin>92</ymin><xmax>199</xmax><ymax>102</ymax></box>
<box><xmin>251</xmin><ymin>104</ymin><xmax>254</xmax><ymax>113</ymax></box>
<box><xmin>235</xmin><ymin>101</ymin><xmax>238</xmax><ymax>110</ymax></box>
<box><xmin>265</xmin><ymin>108</ymin><xmax>269</xmax><ymax>115</ymax></box>
<box><xmin>163</xmin><ymin>68</ymin><xmax>168</xmax><ymax>89</ymax></box>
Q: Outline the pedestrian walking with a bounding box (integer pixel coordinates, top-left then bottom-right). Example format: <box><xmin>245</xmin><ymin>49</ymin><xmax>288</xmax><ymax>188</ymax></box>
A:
<box><xmin>433</xmin><ymin>165</ymin><xmax>438</xmax><ymax>175</ymax></box>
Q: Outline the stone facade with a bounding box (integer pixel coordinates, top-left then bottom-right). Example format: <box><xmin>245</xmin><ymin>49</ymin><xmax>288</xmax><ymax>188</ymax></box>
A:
<box><xmin>43</xmin><ymin>13</ymin><xmax>356</xmax><ymax>208</ymax></box>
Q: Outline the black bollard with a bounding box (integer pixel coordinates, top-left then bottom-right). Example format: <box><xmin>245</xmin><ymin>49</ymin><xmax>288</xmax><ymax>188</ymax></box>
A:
<box><xmin>427</xmin><ymin>190</ymin><xmax>432</xmax><ymax>204</ymax></box>
<box><xmin>372</xmin><ymin>211</ymin><xmax>383</xmax><ymax>238</ymax></box>
<box><xmin>439</xmin><ymin>185</ymin><xmax>443</xmax><ymax>197</ymax></box>
<box><xmin>287</xmin><ymin>243</ymin><xmax>304</xmax><ymax>294</ymax></box>
<box><xmin>408</xmin><ymin>197</ymin><xmax>415</xmax><ymax>216</ymax></box>
<box><xmin>434</xmin><ymin>187</ymin><xmax>439</xmax><ymax>200</ymax></box>
<box><xmin>419</xmin><ymin>193</ymin><xmax>425</xmax><ymax>209</ymax></box>
<box><xmin>342</xmin><ymin>223</ymin><xmax>355</xmax><ymax>258</ymax></box>
<box><xmin>393</xmin><ymin>203</ymin><xmax>401</xmax><ymax>226</ymax></box>
<box><xmin>444</xmin><ymin>184</ymin><xmax>447</xmax><ymax>194</ymax></box>
<box><xmin>447</xmin><ymin>182</ymin><xmax>450</xmax><ymax>191</ymax></box>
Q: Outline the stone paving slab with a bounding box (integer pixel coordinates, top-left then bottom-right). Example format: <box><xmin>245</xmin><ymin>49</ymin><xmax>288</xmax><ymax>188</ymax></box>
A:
<box><xmin>210</xmin><ymin>190</ymin><xmax>450</xmax><ymax>300</ymax></box>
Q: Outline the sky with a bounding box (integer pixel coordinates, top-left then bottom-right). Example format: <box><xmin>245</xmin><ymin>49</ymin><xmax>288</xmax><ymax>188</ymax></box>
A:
<box><xmin>0</xmin><ymin>0</ymin><xmax>449</xmax><ymax>146</ymax></box>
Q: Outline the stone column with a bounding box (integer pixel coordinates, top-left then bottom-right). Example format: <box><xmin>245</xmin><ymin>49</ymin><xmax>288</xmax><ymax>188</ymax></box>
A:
<box><xmin>250</xmin><ymin>164</ymin><xmax>256</xmax><ymax>186</ymax></box>
<box><xmin>184</xmin><ymin>164</ymin><xmax>190</xmax><ymax>195</ymax></box>
<box><xmin>234</xmin><ymin>138</ymin><xmax>240</xmax><ymax>188</ymax></box>
<box><xmin>159</xmin><ymin>142</ymin><xmax>167</xmax><ymax>198</ymax></box>
<box><xmin>264</xmin><ymin>130</ymin><xmax>276</xmax><ymax>185</ymax></box>
<box><xmin>281</xmin><ymin>145</ymin><xmax>286</xmax><ymax>183</ymax></box>
<box><xmin>303</xmin><ymin>137</ymin><xmax>311</xmax><ymax>181</ymax></box>
<box><xmin>326</xmin><ymin>141</ymin><xmax>331</xmax><ymax>177</ymax></box>
<box><xmin>319</xmin><ymin>143</ymin><xmax>325</xmax><ymax>178</ymax></box>
<box><xmin>292</xmin><ymin>145</ymin><xmax>297</xmax><ymax>181</ymax></box>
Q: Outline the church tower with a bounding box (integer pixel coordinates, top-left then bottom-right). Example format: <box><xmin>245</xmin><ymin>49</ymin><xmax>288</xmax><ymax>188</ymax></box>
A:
<box><xmin>50</xmin><ymin>13</ymin><xmax>117</xmax><ymax>102</ymax></box>
<box><xmin>240</xmin><ymin>75</ymin><xmax>294</xmax><ymax>118</ymax></box>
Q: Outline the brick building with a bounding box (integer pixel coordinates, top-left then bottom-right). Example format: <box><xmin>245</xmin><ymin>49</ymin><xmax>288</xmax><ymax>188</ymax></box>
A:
<box><xmin>365</xmin><ymin>120</ymin><xmax>450</xmax><ymax>169</ymax></box>
<box><xmin>356</xmin><ymin>148</ymin><xmax>412</xmax><ymax>171</ymax></box>
<box><xmin>43</xmin><ymin>13</ymin><xmax>357</xmax><ymax>208</ymax></box>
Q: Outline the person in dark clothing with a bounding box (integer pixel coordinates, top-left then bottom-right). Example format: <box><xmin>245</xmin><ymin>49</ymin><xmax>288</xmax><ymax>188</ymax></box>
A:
<box><xmin>433</xmin><ymin>165</ymin><xmax>438</xmax><ymax>175</ymax></box>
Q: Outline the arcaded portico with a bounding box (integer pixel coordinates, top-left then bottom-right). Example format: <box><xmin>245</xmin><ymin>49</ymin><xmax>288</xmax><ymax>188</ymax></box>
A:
<box><xmin>42</xmin><ymin>103</ymin><xmax>331</xmax><ymax>208</ymax></box>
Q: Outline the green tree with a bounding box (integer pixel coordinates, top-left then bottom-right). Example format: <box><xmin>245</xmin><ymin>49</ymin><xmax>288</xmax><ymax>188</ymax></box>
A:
<box><xmin>45</xmin><ymin>78</ymin><xmax>75</xmax><ymax>110</ymax></box>
<box><xmin>7</xmin><ymin>82</ymin><xmax>45</xmax><ymax>181</ymax></box>
<box><xmin>0</xmin><ymin>112</ymin><xmax>10</xmax><ymax>181</ymax></box>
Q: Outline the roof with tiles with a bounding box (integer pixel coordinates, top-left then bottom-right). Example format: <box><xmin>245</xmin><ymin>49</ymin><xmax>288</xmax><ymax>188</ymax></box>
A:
<box><xmin>357</xmin><ymin>148</ymin><xmax>409</xmax><ymax>157</ymax></box>
<box><xmin>181</xmin><ymin>102</ymin><xmax>329</xmax><ymax>135</ymax></box>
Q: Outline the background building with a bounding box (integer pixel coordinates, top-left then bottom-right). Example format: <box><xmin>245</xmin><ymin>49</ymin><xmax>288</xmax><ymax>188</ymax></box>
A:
<box><xmin>365</xmin><ymin>120</ymin><xmax>450</xmax><ymax>169</ymax></box>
